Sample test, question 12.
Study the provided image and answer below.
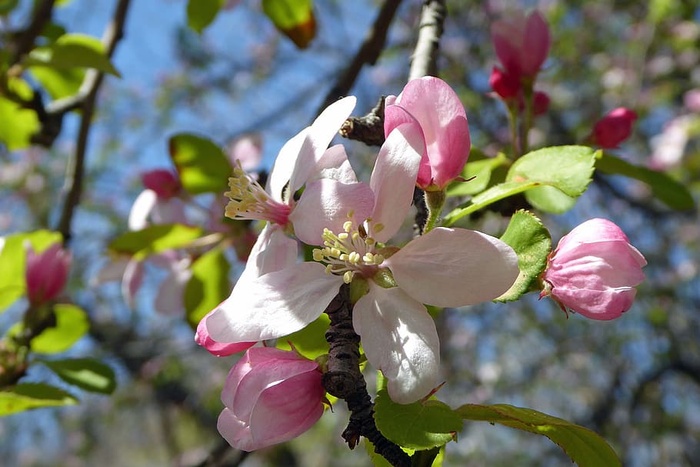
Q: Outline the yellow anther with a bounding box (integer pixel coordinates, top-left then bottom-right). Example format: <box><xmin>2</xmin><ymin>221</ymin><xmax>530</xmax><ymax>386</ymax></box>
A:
<box><xmin>343</xmin><ymin>220</ymin><xmax>353</xmax><ymax>232</ymax></box>
<box><xmin>338</xmin><ymin>232</ymin><xmax>349</xmax><ymax>241</ymax></box>
<box><xmin>325</xmin><ymin>265</ymin><xmax>333</xmax><ymax>275</ymax></box>
<box><xmin>343</xmin><ymin>271</ymin><xmax>355</xmax><ymax>284</ymax></box>
<box><xmin>312</xmin><ymin>249</ymin><xmax>324</xmax><ymax>262</ymax></box>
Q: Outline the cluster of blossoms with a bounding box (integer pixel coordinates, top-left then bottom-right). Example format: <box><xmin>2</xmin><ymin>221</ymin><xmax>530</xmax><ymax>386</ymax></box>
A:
<box><xmin>194</xmin><ymin>71</ymin><xmax>647</xmax><ymax>452</ymax></box>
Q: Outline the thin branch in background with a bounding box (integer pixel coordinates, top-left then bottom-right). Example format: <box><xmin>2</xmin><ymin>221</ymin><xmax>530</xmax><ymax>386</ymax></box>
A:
<box><xmin>408</xmin><ymin>0</ymin><xmax>446</xmax><ymax>80</ymax></box>
<box><xmin>317</xmin><ymin>0</ymin><xmax>404</xmax><ymax>115</ymax></box>
<box><xmin>56</xmin><ymin>0</ymin><xmax>132</xmax><ymax>244</ymax></box>
<box><xmin>9</xmin><ymin>0</ymin><xmax>57</xmax><ymax>65</ymax></box>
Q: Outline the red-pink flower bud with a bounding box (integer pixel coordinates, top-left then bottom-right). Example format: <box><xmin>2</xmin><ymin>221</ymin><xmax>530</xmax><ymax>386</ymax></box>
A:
<box><xmin>196</xmin><ymin>310</ymin><xmax>255</xmax><ymax>357</ymax></box>
<box><xmin>25</xmin><ymin>243</ymin><xmax>71</xmax><ymax>305</ymax></box>
<box><xmin>141</xmin><ymin>169</ymin><xmax>181</xmax><ymax>200</ymax></box>
<box><xmin>384</xmin><ymin>76</ymin><xmax>470</xmax><ymax>190</ymax></box>
<box><xmin>489</xmin><ymin>66</ymin><xmax>521</xmax><ymax>100</ymax></box>
<box><xmin>590</xmin><ymin>107</ymin><xmax>638</xmax><ymax>149</ymax></box>
<box><xmin>532</xmin><ymin>91</ymin><xmax>550</xmax><ymax>116</ymax></box>
<box><xmin>491</xmin><ymin>10</ymin><xmax>550</xmax><ymax>81</ymax></box>
<box><xmin>217</xmin><ymin>347</ymin><xmax>325</xmax><ymax>451</ymax></box>
<box><xmin>541</xmin><ymin>218</ymin><xmax>646</xmax><ymax>320</ymax></box>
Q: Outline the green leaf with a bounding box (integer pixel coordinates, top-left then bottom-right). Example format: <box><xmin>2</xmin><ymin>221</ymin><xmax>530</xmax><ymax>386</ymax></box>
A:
<box><xmin>187</xmin><ymin>0</ymin><xmax>225</xmax><ymax>34</ymax></box>
<box><xmin>262</xmin><ymin>0</ymin><xmax>316</xmax><ymax>48</ymax></box>
<box><xmin>0</xmin><ymin>383</ymin><xmax>77</xmax><ymax>416</ymax></box>
<box><xmin>108</xmin><ymin>224</ymin><xmax>204</xmax><ymax>260</ymax></box>
<box><xmin>0</xmin><ymin>231</ymin><xmax>63</xmax><ymax>312</ymax></box>
<box><xmin>276</xmin><ymin>313</ymin><xmax>330</xmax><ymax>359</ymax></box>
<box><xmin>375</xmin><ymin>375</ymin><xmax>461</xmax><ymax>450</ymax></box>
<box><xmin>30</xmin><ymin>303</ymin><xmax>89</xmax><ymax>353</ymax></box>
<box><xmin>457</xmin><ymin>404</ymin><xmax>621</xmax><ymax>467</ymax></box>
<box><xmin>184</xmin><ymin>247</ymin><xmax>230</xmax><ymax>328</ymax></box>
<box><xmin>447</xmin><ymin>152</ymin><xmax>509</xmax><ymax>197</ymax></box>
<box><xmin>444</xmin><ymin>146</ymin><xmax>597</xmax><ymax>224</ymax></box>
<box><xmin>595</xmin><ymin>153</ymin><xmax>695</xmax><ymax>211</ymax></box>
<box><xmin>42</xmin><ymin>358</ymin><xmax>116</xmax><ymax>394</ymax></box>
<box><xmin>168</xmin><ymin>133</ymin><xmax>232</xmax><ymax>195</ymax></box>
<box><xmin>30</xmin><ymin>66</ymin><xmax>85</xmax><ymax>100</ymax></box>
<box><xmin>25</xmin><ymin>33</ymin><xmax>120</xmax><ymax>76</ymax></box>
<box><xmin>496</xmin><ymin>210</ymin><xmax>552</xmax><ymax>302</ymax></box>
<box><xmin>0</xmin><ymin>79</ymin><xmax>40</xmax><ymax>150</ymax></box>
<box><xmin>506</xmin><ymin>145</ymin><xmax>597</xmax><ymax>214</ymax></box>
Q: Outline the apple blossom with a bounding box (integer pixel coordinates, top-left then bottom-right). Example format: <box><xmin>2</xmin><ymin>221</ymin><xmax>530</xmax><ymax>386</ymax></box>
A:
<box><xmin>590</xmin><ymin>107</ymin><xmax>638</xmax><ymax>149</ymax></box>
<box><xmin>25</xmin><ymin>243</ymin><xmax>71</xmax><ymax>305</ymax></box>
<box><xmin>384</xmin><ymin>76</ymin><xmax>470</xmax><ymax>191</ymax></box>
<box><xmin>217</xmin><ymin>347</ymin><xmax>325</xmax><ymax>451</ymax></box>
<box><xmin>206</xmin><ymin>123</ymin><xmax>520</xmax><ymax>404</ymax></box>
<box><xmin>491</xmin><ymin>10</ymin><xmax>550</xmax><ymax>83</ymax></box>
<box><xmin>541</xmin><ymin>218</ymin><xmax>647</xmax><ymax>320</ymax></box>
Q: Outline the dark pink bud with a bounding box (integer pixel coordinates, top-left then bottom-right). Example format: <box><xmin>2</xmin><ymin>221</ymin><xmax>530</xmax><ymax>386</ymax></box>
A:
<box><xmin>489</xmin><ymin>66</ymin><xmax>521</xmax><ymax>100</ymax></box>
<box><xmin>25</xmin><ymin>243</ymin><xmax>71</xmax><ymax>305</ymax></box>
<box><xmin>141</xmin><ymin>169</ymin><xmax>181</xmax><ymax>199</ymax></box>
<box><xmin>591</xmin><ymin>107</ymin><xmax>638</xmax><ymax>148</ymax></box>
<box><xmin>217</xmin><ymin>347</ymin><xmax>325</xmax><ymax>451</ymax></box>
<box><xmin>491</xmin><ymin>10</ymin><xmax>550</xmax><ymax>81</ymax></box>
<box><xmin>532</xmin><ymin>91</ymin><xmax>550</xmax><ymax>116</ymax></box>
<box><xmin>541</xmin><ymin>219</ymin><xmax>646</xmax><ymax>320</ymax></box>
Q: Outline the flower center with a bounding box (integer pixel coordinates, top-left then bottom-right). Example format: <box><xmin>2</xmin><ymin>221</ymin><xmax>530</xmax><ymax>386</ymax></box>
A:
<box><xmin>312</xmin><ymin>218</ymin><xmax>386</xmax><ymax>284</ymax></box>
<box><xmin>225</xmin><ymin>164</ymin><xmax>291</xmax><ymax>225</ymax></box>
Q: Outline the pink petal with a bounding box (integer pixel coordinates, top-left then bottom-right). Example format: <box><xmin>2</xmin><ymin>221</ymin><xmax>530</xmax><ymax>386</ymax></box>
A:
<box><xmin>369</xmin><ymin>123</ymin><xmax>423</xmax><ymax>242</ymax></box>
<box><xmin>121</xmin><ymin>259</ymin><xmax>144</xmax><ymax>308</ymax></box>
<box><xmin>290</xmin><ymin>179</ymin><xmax>374</xmax><ymax>245</ymax></box>
<box><xmin>551</xmin><ymin>285</ymin><xmax>637</xmax><ymax>320</ymax></box>
<box><xmin>353</xmin><ymin>284</ymin><xmax>440</xmax><ymax>404</ymax></box>
<box><xmin>195</xmin><ymin>313</ymin><xmax>255</xmax><ymax>356</ymax></box>
<box><xmin>385</xmin><ymin>227</ymin><xmax>519</xmax><ymax>307</ymax></box>
<box><xmin>218</xmin><ymin>408</ymin><xmax>255</xmax><ymax>451</ymax></box>
<box><xmin>521</xmin><ymin>11</ymin><xmax>550</xmax><ymax>76</ymax></box>
<box><xmin>206</xmin><ymin>262</ymin><xmax>341</xmax><ymax>343</ymax></box>
<box><xmin>390</xmin><ymin>77</ymin><xmax>470</xmax><ymax>189</ymax></box>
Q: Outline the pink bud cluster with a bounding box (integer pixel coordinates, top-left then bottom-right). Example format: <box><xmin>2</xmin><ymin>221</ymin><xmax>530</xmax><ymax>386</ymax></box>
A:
<box><xmin>489</xmin><ymin>10</ymin><xmax>551</xmax><ymax>114</ymax></box>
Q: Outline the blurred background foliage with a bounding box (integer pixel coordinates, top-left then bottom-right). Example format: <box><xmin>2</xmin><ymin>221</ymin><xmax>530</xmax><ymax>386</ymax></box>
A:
<box><xmin>0</xmin><ymin>0</ymin><xmax>698</xmax><ymax>466</ymax></box>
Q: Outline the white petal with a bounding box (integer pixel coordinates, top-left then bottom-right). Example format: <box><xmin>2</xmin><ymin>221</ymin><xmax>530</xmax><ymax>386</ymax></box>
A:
<box><xmin>311</xmin><ymin>144</ymin><xmax>358</xmax><ymax>184</ymax></box>
<box><xmin>369</xmin><ymin>124</ymin><xmax>423</xmax><ymax>242</ymax></box>
<box><xmin>267</xmin><ymin>129</ymin><xmax>309</xmax><ymax>203</ymax></box>
<box><xmin>243</xmin><ymin>224</ymin><xmax>298</xmax><ymax>278</ymax></box>
<box><xmin>206</xmin><ymin>262</ymin><xmax>341</xmax><ymax>343</ymax></box>
<box><xmin>385</xmin><ymin>227</ymin><xmax>519</xmax><ymax>307</ymax></box>
<box><xmin>154</xmin><ymin>258</ymin><xmax>193</xmax><ymax>315</ymax></box>
<box><xmin>290</xmin><ymin>179</ymin><xmax>374</xmax><ymax>245</ymax></box>
<box><xmin>128</xmin><ymin>190</ymin><xmax>157</xmax><ymax>230</ymax></box>
<box><xmin>288</xmin><ymin>97</ymin><xmax>357</xmax><ymax>195</ymax></box>
<box><xmin>353</xmin><ymin>284</ymin><xmax>440</xmax><ymax>404</ymax></box>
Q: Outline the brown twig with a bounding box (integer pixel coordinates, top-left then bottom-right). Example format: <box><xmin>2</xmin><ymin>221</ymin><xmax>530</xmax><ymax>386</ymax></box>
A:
<box><xmin>10</xmin><ymin>0</ymin><xmax>57</xmax><ymax>65</ymax></box>
<box><xmin>56</xmin><ymin>0</ymin><xmax>132</xmax><ymax>245</ymax></box>
<box><xmin>323</xmin><ymin>284</ymin><xmax>411</xmax><ymax>467</ymax></box>
<box><xmin>317</xmin><ymin>0</ymin><xmax>404</xmax><ymax>114</ymax></box>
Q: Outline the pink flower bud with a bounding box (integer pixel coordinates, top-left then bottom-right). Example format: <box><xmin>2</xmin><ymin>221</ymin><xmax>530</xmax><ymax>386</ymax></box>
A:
<box><xmin>489</xmin><ymin>66</ymin><xmax>521</xmax><ymax>100</ymax></box>
<box><xmin>532</xmin><ymin>91</ymin><xmax>550</xmax><ymax>116</ymax></box>
<box><xmin>217</xmin><ymin>347</ymin><xmax>325</xmax><ymax>451</ymax></box>
<box><xmin>590</xmin><ymin>107</ymin><xmax>637</xmax><ymax>149</ymax></box>
<box><xmin>25</xmin><ymin>243</ymin><xmax>71</xmax><ymax>305</ymax></box>
<box><xmin>542</xmin><ymin>218</ymin><xmax>647</xmax><ymax>320</ymax></box>
<box><xmin>196</xmin><ymin>310</ymin><xmax>255</xmax><ymax>357</ymax></box>
<box><xmin>384</xmin><ymin>76</ymin><xmax>470</xmax><ymax>190</ymax></box>
<box><xmin>491</xmin><ymin>10</ymin><xmax>550</xmax><ymax>82</ymax></box>
<box><xmin>141</xmin><ymin>169</ymin><xmax>181</xmax><ymax>200</ymax></box>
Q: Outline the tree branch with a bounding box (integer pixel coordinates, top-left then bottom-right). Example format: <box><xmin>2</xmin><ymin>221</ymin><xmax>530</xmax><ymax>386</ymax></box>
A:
<box><xmin>408</xmin><ymin>0</ymin><xmax>446</xmax><ymax>80</ymax></box>
<box><xmin>10</xmin><ymin>0</ymin><xmax>57</xmax><ymax>65</ymax></box>
<box><xmin>323</xmin><ymin>284</ymin><xmax>411</xmax><ymax>467</ymax></box>
<box><xmin>317</xmin><ymin>0</ymin><xmax>404</xmax><ymax>115</ymax></box>
<box><xmin>56</xmin><ymin>0</ymin><xmax>132</xmax><ymax>244</ymax></box>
